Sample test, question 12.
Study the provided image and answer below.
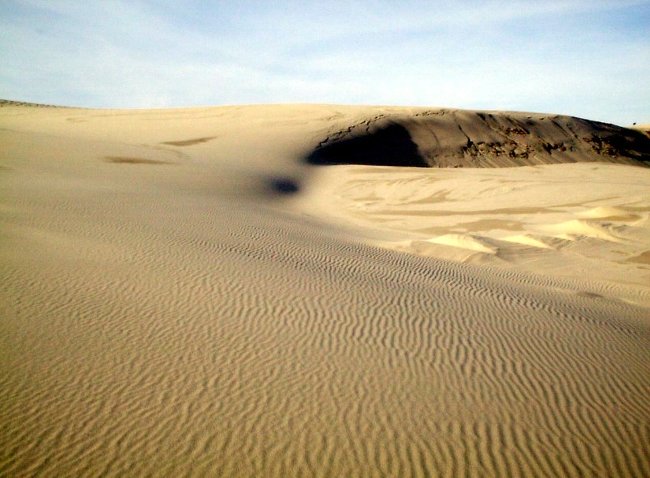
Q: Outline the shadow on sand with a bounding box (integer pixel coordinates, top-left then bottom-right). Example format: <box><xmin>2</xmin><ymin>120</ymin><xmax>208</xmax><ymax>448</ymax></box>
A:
<box><xmin>306</xmin><ymin>123</ymin><xmax>428</xmax><ymax>167</ymax></box>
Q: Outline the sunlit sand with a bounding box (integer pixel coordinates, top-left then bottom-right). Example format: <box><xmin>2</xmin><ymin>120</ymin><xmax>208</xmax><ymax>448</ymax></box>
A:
<box><xmin>2</xmin><ymin>101</ymin><xmax>649</xmax><ymax>477</ymax></box>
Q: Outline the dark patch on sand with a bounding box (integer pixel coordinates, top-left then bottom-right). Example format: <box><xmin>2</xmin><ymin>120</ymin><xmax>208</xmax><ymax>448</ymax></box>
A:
<box><xmin>268</xmin><ymin>177</ymin><xmax>300</xmax><ymax>195</ymax></box>
<box><xmin>161</xmin><ymin>136</ymin><xmax>216</xmax><ymax>147</ymax></box>
<box><xmin>104</xmin><ymin>156</ymin><xmax>172</xmax><ymax>165</ymax></box>
<box><xmin>627</xmin><ymin>250</ymin><xmax>650</xmax><ymax>265</ymax></box>
<box><xmin>576</xmin><ymin>291</ymin><xmax>606</xmax><ymax>299</ymax></box>
<box><xmin>307</xmin><ymin>123</ymin><xmax>428</xmax><ymax>167</ymax></box>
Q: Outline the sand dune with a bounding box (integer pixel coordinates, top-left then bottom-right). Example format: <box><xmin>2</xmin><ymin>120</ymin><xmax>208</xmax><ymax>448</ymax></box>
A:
<box><xmin>296</xmin><ymin>162</ymin><xmax>650</xmax><ymax>307</ymax></box>
<box><xmin>1</xmin><ymin>102</ymin><xmax>649</xmax><ymax>477</ymax></box>
<box><xmin>308</xmin><ymin>109</ymin><xmax>650</xmax><ymax>168</ymax></box>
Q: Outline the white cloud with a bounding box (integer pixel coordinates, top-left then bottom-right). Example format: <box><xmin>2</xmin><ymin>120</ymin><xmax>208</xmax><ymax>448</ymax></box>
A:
<box><xmin>1</xmin><ymin>0</ymin><xmax>649</xmax><ymax>123</ymax></box>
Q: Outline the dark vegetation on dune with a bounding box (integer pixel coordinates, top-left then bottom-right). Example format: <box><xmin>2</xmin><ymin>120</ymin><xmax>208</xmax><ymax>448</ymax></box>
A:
<box><xmin>306</xmin><ymin>112</ymin><xmax>650</xmax><ymax>168</ymax></box>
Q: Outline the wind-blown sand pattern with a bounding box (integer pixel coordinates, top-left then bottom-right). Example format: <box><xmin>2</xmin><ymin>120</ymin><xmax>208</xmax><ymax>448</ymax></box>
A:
<box><xmin>1</xmin><ymin>103</ymin><xmax>649</xmax><ymax>477</ymax></box>
<box><xmin>296</xmin><ymin>163</ymin><xmax>650</xmax><ymax>307</ymax></box>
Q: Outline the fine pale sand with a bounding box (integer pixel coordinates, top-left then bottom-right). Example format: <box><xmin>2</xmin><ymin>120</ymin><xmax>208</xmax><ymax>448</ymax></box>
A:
<box><xmin>295</xmin><ymin>163</ymin><xmax>650</xmax><ymax>307</ymax></box>
<box><xmin>1</xmin><ymin>102</ymin><xmax>649</xmax><ymax>477</ymax></box>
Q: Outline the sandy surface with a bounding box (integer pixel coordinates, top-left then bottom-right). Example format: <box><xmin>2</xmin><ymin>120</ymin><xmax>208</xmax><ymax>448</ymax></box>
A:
<box><xmin>632</xmin><ymin>123</ymin><xmax>650</xmax><ymax>139</ymax></box>
<box><xmin>1</xmin><ymin>103</ymin><xmax>649</xmax><ymax>477</ymax></box>
<box><xmin>295</xmin><ymin>163</ymin><xmax>650</xmax><ymax>307</ymax></box>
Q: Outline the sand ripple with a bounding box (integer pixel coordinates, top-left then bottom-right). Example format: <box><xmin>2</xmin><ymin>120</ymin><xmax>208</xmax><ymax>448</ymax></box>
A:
<box><xmin>1</xmin><ymin>104</ymin><xmax>649</xmax><ymax>477</ymax></box>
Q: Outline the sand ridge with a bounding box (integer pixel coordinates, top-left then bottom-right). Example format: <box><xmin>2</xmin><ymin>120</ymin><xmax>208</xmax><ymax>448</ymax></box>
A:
<box><xmin>308</xmin><ymin>109</ymin><xmax>650</xmax><ymax>168</ymax></box>
<box><xmin>1</xmin><ymin>103</ymin><xmax>649</xmax><ymax>477</ymax></box>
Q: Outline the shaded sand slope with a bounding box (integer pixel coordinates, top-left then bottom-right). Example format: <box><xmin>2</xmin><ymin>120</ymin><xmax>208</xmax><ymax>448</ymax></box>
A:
<box><xmin>308</xmin><ymin>109</ymin><xmax>650</xmax><ymax>167</ymax></box>
<box><xmin>1</xmin><ymin>103</ymin><xmax>650</xmax><ymax>477</ymax></box>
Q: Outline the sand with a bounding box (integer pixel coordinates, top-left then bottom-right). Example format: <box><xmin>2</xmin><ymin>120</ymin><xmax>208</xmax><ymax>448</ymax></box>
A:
<box><xmin>294</xmin><ymin>163</ymin><xmax>650</xmax><ymax>307</ymax></box>
<box><xmin>1</xmin><ymin>102</ymin><xmax>649</xmax><ymax>477</ymax></box>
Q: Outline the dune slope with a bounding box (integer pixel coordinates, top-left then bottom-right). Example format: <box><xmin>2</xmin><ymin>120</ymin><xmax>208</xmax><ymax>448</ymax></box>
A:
<box><xmin>294</xmin><ymin>162</ymin><xmax>650</xmax><ymax>306</ymax></box>
<box><xmin>308</xmin><ymin>109</ymin><xmax>650</xmax><ymax>167</ymax></box>
<box><xmin>1</xmin><ymin>102</ymin><xmax>649</xmax><ymax>477</ymax></box>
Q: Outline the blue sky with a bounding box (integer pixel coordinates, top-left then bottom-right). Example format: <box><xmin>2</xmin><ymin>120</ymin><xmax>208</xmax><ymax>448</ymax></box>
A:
<box><xmin>1</xmin><ymin>0</ymin><xmax>649</xmax><ymax>125</ymax></box>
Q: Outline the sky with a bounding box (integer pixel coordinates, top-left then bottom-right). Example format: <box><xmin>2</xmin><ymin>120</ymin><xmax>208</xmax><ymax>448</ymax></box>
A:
<box><xmin>1</xmin><ymin>0</ymin><xmax>649</xmax><ymax>125</ymax></box>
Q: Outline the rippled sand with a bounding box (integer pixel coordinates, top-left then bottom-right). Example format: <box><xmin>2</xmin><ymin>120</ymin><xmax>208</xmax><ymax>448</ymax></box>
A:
<box><xmin>1</xmin><ymin>103</ymin><xmax>649</xmax><ymax>477</ymax></box>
